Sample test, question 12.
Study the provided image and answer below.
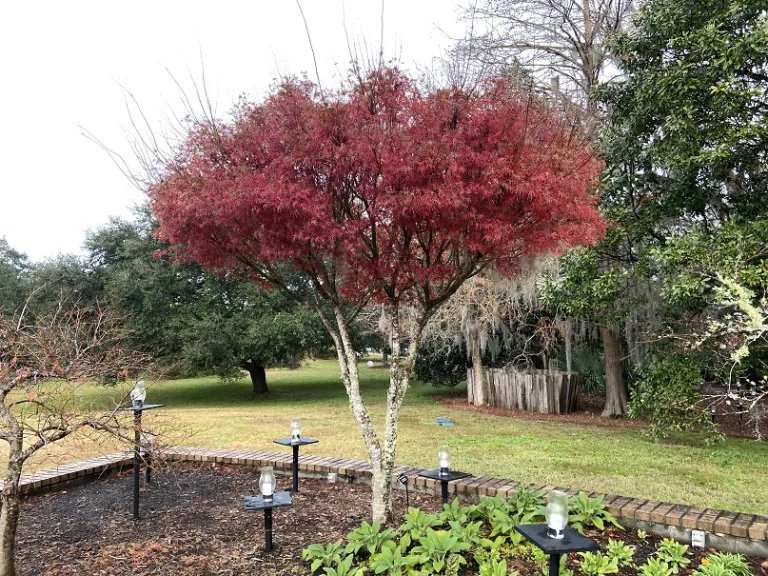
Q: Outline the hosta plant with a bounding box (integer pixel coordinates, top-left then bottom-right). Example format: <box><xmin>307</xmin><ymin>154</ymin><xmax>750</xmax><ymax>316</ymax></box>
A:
<box><xmin>508</xmin><ymin>486</ymin><xmax>546</xmax><ymax>519</ymax></box>
<box><xmin>303</xmin><ymin>540</ymin><xmax>344</xmax><ymax>573</ymax></box>
<box><xmin>439</xmin><ymin>498</ymin><xmax>470</xmax><ymax>524</ymax></box>
<box><xmin>399</xmin><ymin>507</ymin><xmax>442</xmax><ymax>548</ymax></box>
<box><xmin>448</xmin><ymin>520</ymin><xmax>483</xmax><ymax>547</ymax></box>
<box><xmin>578</xmin><ymin>552</ymin><xmax>620</xmax><ymax>576</ymax></box>
<box><xmin>568</xmin><ymin>492</ymin><xmax>623</xmax><ymax>533</ymax></box>
<box><xmin>345</xmin><ymin>520</ymin><xmax>395</xmax><ymax>557</ymax></box>
<box><xmin>639</xmin><ymin>558</ymin><xmax>674</xmax><ymax>576</ymax></box>
<box><xmin>323</xmin><ymin>555</ymin><xmax>364</xmax><ymax>576</ymax></box>
<box><xmin>606</xmin><ymin>538</ymin><xmax>636</xmax><ymax>567</ymax></box>
<box><xmin>471</xmin><ymin>495</ymin><xmax>509</xmax><ymax>522</ymax></box>
<box><xmin>479</xmin><ymin>559</ymin><xmax>515</xmax><ymax>576</ymax></box>
<box><xmin>655</xmin><ymin>538</ymin><xmax>690</xmax><ymax>574</ymax></box>
<box><xmin>411</xmin><ymin>529</ymin><xmax>470</xmax><ymax>573</ymax></box>
<box><xmin>369</xmin><ymin>542</ymin><xmax>419</xmax><ymax>576</ymax></box>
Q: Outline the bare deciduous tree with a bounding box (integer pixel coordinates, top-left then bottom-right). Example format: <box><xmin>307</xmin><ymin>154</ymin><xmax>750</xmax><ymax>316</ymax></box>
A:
<box><xmin>0</xmin><ymin>304</ymin><xmax>150</xmax><ymax>576</ymax></box>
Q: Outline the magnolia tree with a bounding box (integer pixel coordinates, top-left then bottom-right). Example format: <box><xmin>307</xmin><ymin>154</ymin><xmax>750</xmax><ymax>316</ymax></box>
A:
<box><xmin>148</xmin><ymin>67</ymin><xmax>605</xmax><ymax>521</ymax></box>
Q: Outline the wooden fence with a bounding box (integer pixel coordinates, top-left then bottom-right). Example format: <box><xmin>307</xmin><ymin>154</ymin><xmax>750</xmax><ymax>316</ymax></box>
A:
<box><xmin>467</xmin><ymin>367</ymin><xmax>582</xmax><ymax>414</ymax></box>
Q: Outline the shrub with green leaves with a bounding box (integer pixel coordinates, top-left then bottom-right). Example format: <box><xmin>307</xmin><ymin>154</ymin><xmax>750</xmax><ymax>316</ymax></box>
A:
<box><xmin>639</xmin><ymin>558</ymin><xmax>674</xmax><ymax>576</ymax></box>
<box><xmin>694</xmin><ymin>553</ymin><xmax>753</xmax><ymax>576</ymax></box>
<box><xmin>655</xmin><ymin>538</ymin><xmax>690</xmax><ymax>574</ymax></box>
<box><xmin>471</xmin><ymin>495</ymin><xmax>509</xmax><ymax>523</ymax></box>
<box><xmin>303</xmin><ymin>540</ymin><xmax>344</xmax><ymax>573</ymax></box>
<box><xmin>628</xmin><ymin>352</ymin><xmax>715</xmax><ymax>441</ymax></box>
<box><xmin>568</xmin><ymin>492</ymin><xmax>623</xmax><ymax>533</ymax></box>
<box><xmin>606</xmin><ymin>538</ymin><xmax>636</xmax><ymax>567</ymax></box>
<box><xmin>448</xmin><ymin>520</ymin><xmax>483</xmax><ymax>547</ymax></box>
<box><xmin>579</xmin><ymin>552</ymin><xmax>619</xmax><ymax>576</ymax></box>
<box><xmin>345</xmin><ymin>520</ymin><xmax>395</xmax><ymax>557</ymax></box>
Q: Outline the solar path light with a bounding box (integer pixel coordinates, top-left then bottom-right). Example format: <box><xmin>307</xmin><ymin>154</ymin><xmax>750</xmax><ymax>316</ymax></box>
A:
<box><xmin>274</xmin><ymin>418</ymin><xmax>319</xmax><ymax>492</ymax></box>
<box><xmin>418</xmin><ymin>445</ymin><xmax>472</xmax><ymax>505</ymax></box>
<box><xmin>245</xmin><ymin>466</ymin><xmax>292</xmax><ymax>552</ymax></box>
<box><xmin>516</xmin><ymin>491</ymin><xmax>599</xmax><ymax>576</ymax></box>
<box><xmin>119</xmin><ymin>380</ymin><xmax>163</xmax><ymax>520</ymax></box>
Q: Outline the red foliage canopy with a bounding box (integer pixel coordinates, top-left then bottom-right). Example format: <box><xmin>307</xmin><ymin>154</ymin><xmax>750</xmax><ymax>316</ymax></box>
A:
<box><xmin>149</xmin><ymin>69</ymin><xmax>605</xmax><ymax>309</ymax></box>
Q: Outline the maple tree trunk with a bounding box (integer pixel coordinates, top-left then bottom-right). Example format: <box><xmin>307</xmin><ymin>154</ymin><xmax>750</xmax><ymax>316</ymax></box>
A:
<box><xmin>600</xmin><ymin>325</ymin><xmax>627</xmax><ymax>417</ymax></box>
<box><xmin>0</xmin><ymin>443</ymin><xmax>23</xmax><ymax>576</ymax></box>
<box><xmin>323</xmin><ymin>304</ymin><xmax>422</xmax><ymax>523</ymax></box>
<box><xmin>470</xmin><ymin>332</ymin><xmax>487</xmax><ymax>406</ymax></box>
<box><xmin>244</xmin><ymin>362</ymin><xmax>268</xmax><ymax>394</ymax></box>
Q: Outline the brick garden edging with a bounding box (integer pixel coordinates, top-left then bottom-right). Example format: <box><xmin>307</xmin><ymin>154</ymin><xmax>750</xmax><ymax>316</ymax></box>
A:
<box><xmin>13</xmin><ymin>446</ymin><xmax>768</xmax><ymax>557</ymax></box>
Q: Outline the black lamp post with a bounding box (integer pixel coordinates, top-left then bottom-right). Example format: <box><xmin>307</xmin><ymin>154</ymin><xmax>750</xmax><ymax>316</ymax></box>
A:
<box><xmin>273</xmin><ymin>417</ymin><xmax>319</xmax><ymax>493</ymax></box>
<box><xmin>516</xmin><ymin>491</ymin><xmax>599</xmax><ymax>576</ymax></box>
<box><xmin>417</xmin><ymin>446</ymin><xmax>472</xmax><ymax>505</ymax></box>
<box><xmin>244</xmin><ymin>466</ymin><xmax>292</xmax><ymax>551</ymax></box>
<box><xmin>119</xmin><ymin>381</ymin><xmax>163</xmax><ymax>520</ymax></box>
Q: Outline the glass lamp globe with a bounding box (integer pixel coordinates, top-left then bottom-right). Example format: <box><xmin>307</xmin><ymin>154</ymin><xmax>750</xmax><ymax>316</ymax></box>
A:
<box><xmin>259</xmin><ymin>466</ymin><xmax>276</xmax><ymax>500</ymax></box>
<box><xmin>438</xmin><ymin>445</ymin><xmax>451</xmax><ymax>476</ymax></box>
<box><xmin>290</xmin><ymin>418</ymin><xmax>302</xmax><ymax>444</ymax></box>
<box><xmin>130</xmin><ymin>381</ymin><xmax>147</xmax><ymax>407</ymax></box>
<box><xmin>545</xmin><ymin>490</ymin><xmax>569</xmax><ymax>539</ymax></box>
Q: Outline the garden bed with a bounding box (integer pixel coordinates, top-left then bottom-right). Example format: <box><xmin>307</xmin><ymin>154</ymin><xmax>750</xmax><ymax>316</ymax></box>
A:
<box><xmin>16</xmin><ymin>464</ymin><xmax>767</xmax><ymax>575</ymax></box>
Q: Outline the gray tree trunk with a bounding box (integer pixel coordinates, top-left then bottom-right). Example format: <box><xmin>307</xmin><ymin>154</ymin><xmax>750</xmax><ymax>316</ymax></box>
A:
<box><xmin>0</xmin><ymin>443</ymin><xmax>23</xmax><ymax>576</ymax></box>
<box><xmin>470</xmin><ymin>331</ymin><xmax>487</xmax><ymax>406</ymax></box>
<box><xmin>600</xmin><ymin>324</ymin><xmax>627</xmax><ymax>417</ymax></box>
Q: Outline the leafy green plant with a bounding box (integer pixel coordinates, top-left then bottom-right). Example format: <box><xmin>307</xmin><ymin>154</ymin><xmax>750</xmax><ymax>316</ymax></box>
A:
<box><xmin>606</xmin><ymin>538</ymin><xmax>636</xmax><ymax>567</ymax></box>
<box><xmin>479</xmin><ymin>559</ymin><xmax>513</xmax><ymax>576</ymax></box>
<box><xmin>448</xmin><ymin>520</ymin><xmax>483</xmax><ymax>547</ymax></box>
<box><xmin>439</xmin><ymin>498</ymin><xmax>470</xmax><ymax>524</ymax></box>
<box><xmin>323</xmin><ymin>555</ymin><xmax>364</xmax><ymax>576</ymax></box>
<box><xmin>530</xmin><ymin>547</ymin><xmax>572</xmax><ymax>576</ymax></box>
<box><xmin>578</xmin><ymin>552</ymin><xmax>619</xmax><ymax>576</ymax></box>
<box><xmin>568</xmin><ymin>492</ymin><xmax>623</xmax><ymax>533</ymax></box>
<box><xmin>475</xmin><ymin>535</ymin><xmax>508</xmax><ymax>566</ymax></box>
<box><xmin>411</xmin><ymin>529</ymin><xmax>470</xmax><ymax>573</ymax></box>
<box><xmin>471</xmin><ymin>495</ymin><xmax>509</xmax><ymax>522</ymax></box>
<box><xmin>638</xmin><ymin>558</ymin><xmax>674</xmax><ymax>576</ymax></box>
<box><xmin>694</xmin><ymin>553</ymin><xmax>753</xmax><ymax>576</ymax></box>
<box><xmin>369</xmin><ymin>542</ymin><xmax>419</xmax><ymax>576</ymax></box>
<box><xmin>345</xmin><ymin>520</ymin><xmax>395</xmax><ymax>556</ymax></box>
<box><xmin>508</xmin><ymin>486</ymin><xmax>546</xmax><ymax>519</ymax></box>
<box><xmin>489</xmin><ymin>509</ymin><xmax>517</xmax><ymax>538</ymax></box>
<box><xmin>398</xmin><ymin>507</ymin><xmax>442</xmax><ymax>548</ymax></box>
<box><xmin>637</xmin><ymin>530</ymin><xmax>647</xmax><ymax>540</ymax></box>
<box><xmin>303</xmin><ymin>540</ymin><xmax>344</xmax><ymax>573</ymax></box>
<box><xmin>655</xmin><ymin>538</ymin><xmax>690</xmax><ymax>574</ymax></box>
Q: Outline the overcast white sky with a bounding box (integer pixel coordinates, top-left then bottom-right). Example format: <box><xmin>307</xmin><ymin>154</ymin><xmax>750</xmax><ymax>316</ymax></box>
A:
<box><xmin>0</xmin><ymin>1</ymin><xmax>464</xmax><ymax>262</ymax></box>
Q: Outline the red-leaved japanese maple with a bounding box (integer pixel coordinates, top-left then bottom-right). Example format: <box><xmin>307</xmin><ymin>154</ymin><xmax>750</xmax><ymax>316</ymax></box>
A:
<box><xmin>149</xmin><ymin>68</ymin><xmax>605</xmax><ymax>521</ymax></box>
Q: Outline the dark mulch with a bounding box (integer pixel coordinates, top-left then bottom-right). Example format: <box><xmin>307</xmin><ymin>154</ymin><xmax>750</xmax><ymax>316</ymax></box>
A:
<box><xmin>440</xmin><ymin>392</ymin><xmax>768</xmax><ymax>440</ymax></box>
<box><xmin>16</xmin><ymin>463</ymin><xmax>440</xmax><ymax>576</ymax></box>
<box><xmin>16</xmin><ymin>464</ymin><xmax>768</xmax><ymax>575</ymax></box>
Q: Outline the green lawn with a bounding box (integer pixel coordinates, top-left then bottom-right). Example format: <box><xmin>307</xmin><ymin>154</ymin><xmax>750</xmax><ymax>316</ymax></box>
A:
<box><xmin>18</xmin><ymin>359</ymin><xmax>768</xmax><ymax>515</ymax></box>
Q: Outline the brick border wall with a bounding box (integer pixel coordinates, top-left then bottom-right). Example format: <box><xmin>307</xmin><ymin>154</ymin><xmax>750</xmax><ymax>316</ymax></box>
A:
<box><xmin>13</xmin><ymin>446</ymin><xmax>768</xmax><ymax>557</ymax></box>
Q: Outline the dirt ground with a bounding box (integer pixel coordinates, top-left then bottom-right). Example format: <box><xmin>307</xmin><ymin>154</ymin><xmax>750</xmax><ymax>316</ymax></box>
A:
<box><xmin>442</xmin><ymin>393</ymin><xmax>768</xmax><ymax>440</ymax></box>
<box><xmin>16</xmin><ymin>464</ymin><xmax>767</xmax><ymax>576</ymax></box>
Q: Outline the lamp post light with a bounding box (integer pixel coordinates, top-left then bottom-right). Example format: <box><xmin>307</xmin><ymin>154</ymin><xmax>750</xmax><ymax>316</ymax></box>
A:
<box><xmin>119</xmin><ymin>380</ymin><xmax>163</xmax><ymax>520</ymax></box>
<box><xmin>418</xmin><ymin>445</ymin><xmax>472</xmax><ymax>505</ymax></box>
<box><xmin>245</xmin><ymin>466</ymin><xmax>292</xmax><ymax>552</ymax></box>
<box><xmin>516</xmin><ymin>491</ymin><xmax>599</xmax><ymax>576</ymax></box>
<box><xmin>274</xmin><ymin>418</ymin><xmax>319</xmax><ymax>492</ymax></box>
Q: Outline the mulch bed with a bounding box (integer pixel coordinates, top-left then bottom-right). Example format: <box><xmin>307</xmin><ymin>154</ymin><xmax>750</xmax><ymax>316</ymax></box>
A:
<box><xmin>16</xmin><ymin>464</ymin><xmax>768</xmax><ymax>576</ymax></box>
<box><xmin>440</xmin><ymin>392</ymin><xmax>768</xmax><ymax>440</ymax></box>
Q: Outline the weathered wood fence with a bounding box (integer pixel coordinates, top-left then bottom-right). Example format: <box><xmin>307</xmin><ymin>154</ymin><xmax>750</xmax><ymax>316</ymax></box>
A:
<box><xmin>467</xmin><ymin>368</ymin><xmax>582</xmax><ymax>414</ymax></box>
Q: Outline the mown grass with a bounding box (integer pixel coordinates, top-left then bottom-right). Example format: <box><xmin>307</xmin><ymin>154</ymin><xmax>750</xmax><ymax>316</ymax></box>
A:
<box><xmin>13</xmin><ymin>359</ymin><xmax>768</xmax><ymax>515</ymax></box>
